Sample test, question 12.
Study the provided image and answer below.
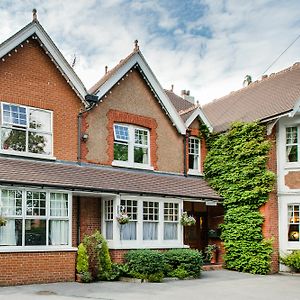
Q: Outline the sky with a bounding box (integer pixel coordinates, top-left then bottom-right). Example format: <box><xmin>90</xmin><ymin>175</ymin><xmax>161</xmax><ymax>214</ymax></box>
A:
<box><xmin>0</xmin><ymin>0</ymin><xmax>300</xmax><ymax>105</ymax></box>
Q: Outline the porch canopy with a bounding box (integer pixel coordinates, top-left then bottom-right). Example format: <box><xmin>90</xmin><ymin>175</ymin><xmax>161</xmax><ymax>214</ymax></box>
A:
<box><xmin>0</xmin><ymin>157</ymin><xmax>221</xmax><ymax>201</ymax></box>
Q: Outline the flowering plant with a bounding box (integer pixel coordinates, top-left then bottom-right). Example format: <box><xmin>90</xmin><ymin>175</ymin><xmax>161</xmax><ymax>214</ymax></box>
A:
<box><xmin>180</xmin><ymin>212</ymin><xmax>196</xmax><ymax>226</ymax></box>
<box><xmin>116</xmin><ymin>211</ymin><xmax>130</xmax><ymax>225</ymax></box>
<box><xmin>0</xmin><ymin>216</ymin><xmax>7</xmax><ymax>227</ymax></box>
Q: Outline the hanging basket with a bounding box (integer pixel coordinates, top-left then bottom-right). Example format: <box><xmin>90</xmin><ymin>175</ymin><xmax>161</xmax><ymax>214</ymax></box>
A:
<box><xmin>0</xmin><ymin>217</ymin><xmax>7</xmax><ymax>227</ymax></box>
<box><xmin>116</xmin><ymin>213</ymin><xmax>130</xmax><ymax>225</ymax></box>
<box><xmin>180</xmin><ymin>212</ymin><xmax>196</xmax><ymax>226</ymax></box>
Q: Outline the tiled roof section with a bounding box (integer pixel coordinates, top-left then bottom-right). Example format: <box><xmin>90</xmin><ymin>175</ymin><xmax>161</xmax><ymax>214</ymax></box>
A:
<box><xmin>0</xmin><ymin>157</ymin><xmax>221</xmax><ymax>200</ymax></box>
<box><xmin>203</xmin><ymin>63</ymin><xmax>300</xmax><ymax>132</ymax></box>
<box><xmin>165</xmin><ymin>90</ymin><xmax>194</xmax><ymax>112</ymax></box>
<box><xmin>88</xmin><ymin>51</ymin><xmax>137</xmax><ymax>94</ymax></box>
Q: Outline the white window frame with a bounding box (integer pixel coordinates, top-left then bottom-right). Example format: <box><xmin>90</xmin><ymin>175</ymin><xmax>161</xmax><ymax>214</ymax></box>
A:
<box><xmin>188</xmin><ymin>136</ymin><xmax>201</xmax><ymax>175</ymax></box>
<box><xmin>0</xmin><ymin>186</ymin><xmax>72</xmax><ymax>252</ymax></box>
<box><xmin>112</xmin><ymin>123</ymin><xmax>153</xmax><ymax>170</ymax></box>
<box><xmin>102</xmin><ymin>195</ymin><xmax>184</xmax><ymax>249</ymax></box>
<box><xmin>285</xmin><ymin>126</ymin><xmax>299</xmax><ymax>163</ymax></box>
<box><xmin>287</xmin><ymin>203</ymin><xmax>300</xmax><ymax>243</ymax></box>
<box><xmin>0</xmin><ymin>102</ymin><xmax>55</xmax><ymax>160</ymax></box>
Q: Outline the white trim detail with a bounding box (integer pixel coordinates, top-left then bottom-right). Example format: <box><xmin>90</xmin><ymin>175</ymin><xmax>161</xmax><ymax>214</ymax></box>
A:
<box><xmin>94</xmin><ymin>52</ymin><xmax>187</xmax><ymax>135</ymax></box>
<box><xmin>185</xmin><ymin>107</ymin><xmax>213</xmax><ymax>132</ymax></box>
<box><xmin>0</xmin><ymin>22</ymin><xmax>88</xmax><ymax>105</ymax></box>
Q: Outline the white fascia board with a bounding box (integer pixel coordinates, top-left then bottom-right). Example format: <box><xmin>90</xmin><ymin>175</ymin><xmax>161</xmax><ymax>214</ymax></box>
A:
<box><xmin>185</xmin><ymin>107</ymin><xmax>213</xmax><ymax>132</ymax></box>
<box><xmin>0</xmin><ymin>22</ymin><xmax>88</xmax><ymax>106</ymax></box>
<box><xmin>96</xmin><ymin>52</ymin><xmax>187</xmax><ymax>135</ymax></box>
<box><xmin>290</xmin><ymin>97</ymin><xmax>300</xmax><ymax>117</ymax></box>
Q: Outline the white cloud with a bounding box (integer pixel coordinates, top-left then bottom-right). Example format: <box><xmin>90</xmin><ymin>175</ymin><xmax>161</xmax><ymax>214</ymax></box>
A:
<box><xmin>0</xmin><ymin>0</ymin><xmax>299</xmax><ymax>104</ymax></box>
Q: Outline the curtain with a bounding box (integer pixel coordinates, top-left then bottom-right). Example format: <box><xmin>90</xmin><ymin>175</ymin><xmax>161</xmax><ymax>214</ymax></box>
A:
<box><xmin>0</xmin><ymin>220</ymin><xmax>16</xmax><ymax>245</ymax></box>
<box><xmin>106</xmin><ymin>221</ymin><xmax>113</xmax><ymax>240</ymax></box>
<box><xmin>49</xmin><ymin>194</ymin><xmax>68</xmax><ymax>245</ymax></box>
<box><xmin>120</xmin><ymin>222</ymin><xmax>136</xmax><ymax>240</ymax></box>
<box><xmin>164</xmin><ymin>223</ymin><xmax>178</xmax><ymax>240</ymax></box>
<box><xmin>143</xmin><ymin>222</ymin><xmax>158</xmax><ymax>240</ymax></box>
<box><xmin>50</xmin><ymin>220</ymin><xmax>68</xmax><ymax>245</ymax></box>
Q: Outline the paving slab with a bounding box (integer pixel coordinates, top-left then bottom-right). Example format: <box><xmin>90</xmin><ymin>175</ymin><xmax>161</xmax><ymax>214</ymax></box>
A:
<box><xmin>0</xmin><ymin>270</ymin><xmax>299</xmax><ymax>300</ymax></box>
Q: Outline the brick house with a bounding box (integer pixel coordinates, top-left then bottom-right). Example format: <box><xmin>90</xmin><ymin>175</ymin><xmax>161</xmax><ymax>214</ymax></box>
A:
<box><xmin>0</xmin><ymin>17</ymin><xmax>222</xmax><ymax>285</ymax></box>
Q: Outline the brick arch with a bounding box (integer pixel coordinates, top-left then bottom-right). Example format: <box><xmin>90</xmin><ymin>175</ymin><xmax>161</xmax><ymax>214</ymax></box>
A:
<box><xmin>106</xmin><ymin>109</ymin><xmax>158</xmax><ymax>169</ymax></box>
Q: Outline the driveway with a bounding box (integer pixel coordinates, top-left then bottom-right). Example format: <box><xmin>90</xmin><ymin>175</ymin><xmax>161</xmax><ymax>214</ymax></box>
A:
<box><xmin>0</xmin><ymin>270</ymin><xmax>299</xmax><ymax>300</ymax></box>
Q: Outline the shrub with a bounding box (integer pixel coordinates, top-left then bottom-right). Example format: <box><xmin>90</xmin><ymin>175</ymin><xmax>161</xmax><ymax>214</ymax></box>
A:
<box><xmin>280</xmin><ymin>251</ymin><xmax>300</xmax><ymax>272</ymax></box>
<box><xmin>81</xmin><ymin>271</ymin><xmax>93</xmax><ymax>283</ymax></box>
<box><xmin>148</xmin><ymin>272</ymin><xmax>164</xmax><ymax>283</ymax></box>
<box><xmin>76</xmin><ymin>243</ymin><xmax>89</xmax><ymax>274</ymax></box>
<box><xmin>124</xmin><ymin>249</ymin><xmax>165</xmax><ymax>282</ymax></box>
<box><xmin>163</xmin><ymin>249</ymin><xmax>203</xmax><ymax>278</ymax></box>
<box><xmin>82</xmin><ymin>231</ymin><xmax>112</xmax><ymax>281</ymax></box>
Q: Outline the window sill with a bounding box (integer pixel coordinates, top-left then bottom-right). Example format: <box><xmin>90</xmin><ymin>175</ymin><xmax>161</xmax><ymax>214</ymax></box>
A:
<box><xmin>187</xmin><ymin>169</ymin><xmax>203</xmax><ymax>176</ymax></box>
<box><xmin>107</xmin><ymin>241</ymin><xmax>187</xmax><ymax>249</ymax></box>
<box><xmin>0</xmin><ymin>246</ymin><xmax>77</xmax><ymax>253</ymax></box>
<box><xmin>112</xmin><ymin>160</ymin><xmax>154</xmax><ymax>171</ymax></box>
<box><xmin>0</xmin><ymin>150</ymin><xmax>56</xmax><ymax>161</ymax></box>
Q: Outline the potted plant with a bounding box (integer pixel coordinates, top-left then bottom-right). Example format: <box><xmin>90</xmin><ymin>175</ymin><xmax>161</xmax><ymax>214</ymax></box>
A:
<box><xmin>208</xmin><ymin>229</ymin><xmax>218</xmax><ymax>238</ymax></box>
<box><xmin>180</xmin><ymin>212</ymin><xmax>196</xmax><ymax>226</ymax></box>
<box><xmin>116</xmin><ymin>211</ymin><xmax>130</xmax><ymax>225</ymax></box>
<box><xmin>205</xmin><ymin>244</ymin><xmax>219</xmax><ymax>264</ymax></box>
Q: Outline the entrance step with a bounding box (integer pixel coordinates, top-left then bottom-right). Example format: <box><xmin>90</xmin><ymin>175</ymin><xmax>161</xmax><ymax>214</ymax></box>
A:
<box><xmin>202</xmin><ymin>264</ymin><xmax>223</xmax><ymax>271</ymax></box>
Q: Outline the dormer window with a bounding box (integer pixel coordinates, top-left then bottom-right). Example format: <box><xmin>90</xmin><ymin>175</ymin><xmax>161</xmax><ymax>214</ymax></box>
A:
<box><xmin>113</xmin><ymin>124</ymin><xmax>150</xmax><ymax>169</ymax></box>
<box><xmin>0</xmin><ymin>102</ymin><xmax>53</xmax><ymax>158</ymax></box>
<box><xmin>188</xmin><ymin>137</ymin><xmax>201</xmax><ymax>175</ymax></box>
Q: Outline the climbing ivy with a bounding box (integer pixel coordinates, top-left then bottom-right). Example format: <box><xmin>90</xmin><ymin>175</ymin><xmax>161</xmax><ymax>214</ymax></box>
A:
<box><xmin>204</xmin><ymin>122</ymin><xmax>275</xmax><ymax>274</ymax></box>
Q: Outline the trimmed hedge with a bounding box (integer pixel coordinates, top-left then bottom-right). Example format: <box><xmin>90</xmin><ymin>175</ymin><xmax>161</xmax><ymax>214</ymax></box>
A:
<box><xmin>281</xmin><ymin>251</ymin><xmax>300</xmax><ymax>272</ymax></box>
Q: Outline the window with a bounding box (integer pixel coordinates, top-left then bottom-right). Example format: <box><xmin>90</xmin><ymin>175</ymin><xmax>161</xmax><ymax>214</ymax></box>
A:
<box><xmin>104</xmin><ymin>200</ymin><xmax>114</xmax><ymax>240</ymax></box>
<box><xmin>164</xmin><ymin>202</ymin><xmax>179</xmax><ymax>240</ymax></box>
<box><xmin>0</xmin><ymin>102</ymin><xmax>53</xmax><ymax>157</ymax></box>
<box><xmin>288</xmin><ymin>204</ymin><xmax>300</xmax><ymax>242</ymax></box>
<box><xmin>188</xmin><ymin>137</ymin><xmax>200</xmax><ymax>173</ymax></box>
<box><xmin>143</xmin><ymin>201</ymin><xmax>159</xmax><ymax>240</ymax></box>
<box><xmin>113</xmin><ymin>124</ymin><xmax>150</xmax><ymax>167</ymax></box>
<box><xmin>120</xmin><ymin>199</ymin><xmax>137</xmax><ymax>240</ymax></box>
<box><xmin>0</xmin><ymin>188</ymin><xmax>70</xmax><ymax>247</ymax></box>
<box><xmin>286</xmin><ymin>126</ymin><xmax>298</xmax><ymax>162</ymax></box>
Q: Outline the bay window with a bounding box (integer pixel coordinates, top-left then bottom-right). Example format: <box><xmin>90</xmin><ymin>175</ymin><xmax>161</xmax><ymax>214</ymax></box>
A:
<box><xmin>104</xmin><ymin>199</ymin><xmax>114</xmax><ymax>240</ymax></box>
<box><xmin>286</xmin><ymin>126</ymin><xmax>298</xmax><ymax>162</ymax></box>
<box><xmin>164</xmin><ymin>202</ymin><xmax>179</xmax><ymax>240</ymax></box>
<box><xmin>0</xmin><ymin>188</ymin><xmax>71</xmax><ymax>248</ymax></box>
<box><xmin>188</xmin><ymin>137</ymin><xmax>201</xmax><ymax>174</ymax></box>
<box><xmin>0</xmin><ymin>102</ymin><xmax>53</xmax><ymax>158</ymax></box>
<box><xmin>120</xmin><ymin>199</ymin><xmax>137</xmax><ymax>240</ymax></box>
<box><xmin>143</xmin><ymin>201</ymin><xmax>159</xmax><ymax>240</ymax></box>
<box><xmin>113</xmin><ymin>124</ymin><xmax>150</xmax><ymax>168</ymax></box>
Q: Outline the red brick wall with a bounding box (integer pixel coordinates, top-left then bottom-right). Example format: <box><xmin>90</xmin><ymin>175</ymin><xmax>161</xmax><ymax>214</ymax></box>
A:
<box><xmin>0</xmin><ymin>251</ymin><xmax>76</xmax><ymax>286</ymax></box>
<box><xmin>105</xmin><ymin>110</ymin><xmax>158</xmax><ymax>169</ymax></box>
<box><xmin>260</xmin><ymin>127</ymin><xmax>279</xmax><ymax>273</ymax></box>
<box><xmin>110</xmin><ymin>249</ymin><xmax>128</xmax><ymax>264</ymax></box>
<box><xmin>79</xmin><ymin>197</ymin><xmax>101</xmax><ymax>241</ymax></box>
<box><xmin>0</xmin><ymin>39</ymin><xmax>82</xmax><ymax>161</ymax></box>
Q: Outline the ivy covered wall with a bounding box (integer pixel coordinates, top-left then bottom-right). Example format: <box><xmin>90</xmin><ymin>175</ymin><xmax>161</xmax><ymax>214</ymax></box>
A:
<box><xmin>204</xmin><ymin>122</ymin><xmax>275</xmax><ymax>274</ymax></box>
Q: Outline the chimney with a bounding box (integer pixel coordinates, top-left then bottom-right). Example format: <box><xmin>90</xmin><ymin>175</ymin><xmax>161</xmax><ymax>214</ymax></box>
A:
<box><xmin>105</xmin><ymin>66</ymin><xmax>108</xmax><ymax>74</ymax></box>
<box><xmin>181</xmin><ymin>90</ymin><xmax>195</xmax><ymax>104</ymax></box>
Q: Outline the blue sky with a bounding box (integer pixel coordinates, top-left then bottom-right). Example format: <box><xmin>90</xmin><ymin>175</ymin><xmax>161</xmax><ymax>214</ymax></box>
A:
<box><xmin>0</xmin><ymin>0</ymin><xmax>300</xmax><ymax>104</ymax></box>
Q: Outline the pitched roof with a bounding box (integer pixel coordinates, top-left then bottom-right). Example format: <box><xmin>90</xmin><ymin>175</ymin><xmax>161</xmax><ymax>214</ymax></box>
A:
<box><xmin>0</xmin><ymin>20</ymin><xmax>88</xmax><ymax>105</ymax></box>
<box><xmin>203</xmin><ymin>63</ymin><xmax>300</xmax><ymax>132</ymax></box>
<box><xmin>88</xmin><ymin>49</ymin><xmax>187</xmax><ymax>134</ymax></box>
<box><xmin>0</xmin><ymin>157</ymin><xmax>221</xmax><ymax>200</ymax></box>
<box><xmin>164</xmin><ymin>90</ymin><xmax>194</xmax><ymax>112</ymax></box>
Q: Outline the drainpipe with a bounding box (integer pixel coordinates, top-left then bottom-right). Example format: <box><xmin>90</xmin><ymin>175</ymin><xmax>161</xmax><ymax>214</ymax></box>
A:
<box><xmin>77</xmin><ymin>94</ymin><xmax>99</xmax><ymax>164</ymax></box>
<box><xmin>77</xmin><ymin>196</ymin><xmax>81</xmax><ymax>245</ymax></box>
<box><xmin>183</xmin><ymin>132</ymin><xmax>189</xmax><ymax>177</ymax></box>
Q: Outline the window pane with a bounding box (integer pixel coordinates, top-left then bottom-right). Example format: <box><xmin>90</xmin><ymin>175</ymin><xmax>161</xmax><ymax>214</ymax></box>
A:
<box><xmin>50</xmin><ymin>193</ymin><xmax>68</xmax><ymax>217</ymax></box>
<box><xmin>105</xmin><ymin>200</ymin><xmax>114</xmax><ymax>220</ymax></box>
<box><xmin>120</xmin><ymin>222</ymin><xmax>136</xmax><ymax>240</ymax></box>
<box><xmin>2</xmin><ymin>104</ymin><xmax>27</xmax><ymax>127</ymax></box>
<box><xmin>49</xmin><ymin>220</ymin><xmax>69</xmax><ymax>245</ymax></box>
<box><xmin>26</xmin><ymin>191</ymin><xmax>46</xmax><ymax>216</ymax></box>
<box><xmin>25</xmin><ymin>219</ymin><xmax>46</xmax><ymax>245</ymax></box>
<box><xmin>1</xmin><ymin>128</ymin><xmax>26</xmax><ymax>152</ymax></box>
<box><xmin>288</xmin><ymin>224</ymin><xmax>299</xmax><ymax>241</ymax></box>
<box><xmin>286</xmin><ymin>127</ymin><xmax>298</xmax><ymax>144</ymax></box>
<box><xmin>28</xmin><ymin>132</ymin><xmax>52</xmax><ymax>155</ymax></box>
<box><xmin>286</xmin><ymin>145</ymin><xmax>298</xmax><ymax>162</ymax></box>
<box><xmin>114</xmin><ymin>143</ymin><xmax>128</xmax><ymax>161</ymax></box>
<box><xmin>135</xmin><ymin>129</ymin><xmax>148</xmax><ymax>145</ymax></box>
<box><xmin>114</xmin><ymin>125</ymin><xmax>129</xmax><ymax>141</ymax></box>
<box><xmin>121</xmin><ymin>199</ymin><xmax>137</xmax><ymax>220</ymax></box>
<box><xmin>1</xmin><ymin>189</ymin><xmax>22</xmax><ymax>216</ymax></box>
<box><xmin>29</xmin><ymin>109</ymin><xmax>51</xmax><ymax>132</ymax></box>
<box><xmin>106</xmin><ymin>221</ymin><xmax>113</xmax><ymax>240</ymax></box>
<box><xmin>164</xmin><ymin>223</ymin><xmax>177</xmax><ymax>240</ymax></box>
<box><xmin>0</xmin><ymin>219</ymin><xmax>22</xmax><ymax>246</ymax></box>
<box><xmin>143</xmin><ymin>222</ymin><xmax>158</xmax><ymax>240</ymax></box>
<box><xmin>134</xmin><ymin>146</ymin><xmax>149</xmax><ymax>164</ymax></box>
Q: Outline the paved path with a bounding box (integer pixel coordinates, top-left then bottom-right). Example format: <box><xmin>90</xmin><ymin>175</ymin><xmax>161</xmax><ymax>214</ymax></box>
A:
<box><xmin>0</xmin><ymin>270</ymin><xmax>299</xmax><ymax>300</ymax></box>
